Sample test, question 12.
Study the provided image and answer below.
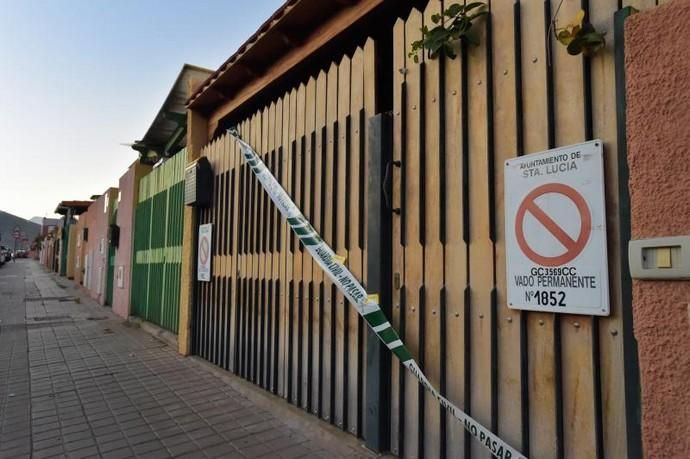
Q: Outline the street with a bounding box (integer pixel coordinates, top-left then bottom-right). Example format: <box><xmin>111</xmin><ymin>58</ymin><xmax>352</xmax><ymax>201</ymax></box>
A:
<box><xmin>0</xmin><ymin>260</ymin><xmax>372</xmax><ymax>458</ymax></box>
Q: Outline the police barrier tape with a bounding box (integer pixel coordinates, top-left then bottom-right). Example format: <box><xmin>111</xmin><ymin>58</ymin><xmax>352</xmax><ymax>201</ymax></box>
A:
<box><xmin>228</xmin><ymin>129</ymin><xmax>527</xmax><ymax>459</ymax></box>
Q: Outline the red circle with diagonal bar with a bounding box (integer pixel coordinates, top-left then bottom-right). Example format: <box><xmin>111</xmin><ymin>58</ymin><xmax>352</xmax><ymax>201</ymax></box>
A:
<box><xmin>199</xmin><ymin>236</ymin><xmax>210</xmax><ymax>265</ymax></box>
<box><xmin>515</xmin><ymin>183</ymin><xmax>591</xmax><ymax>267</ymax></box>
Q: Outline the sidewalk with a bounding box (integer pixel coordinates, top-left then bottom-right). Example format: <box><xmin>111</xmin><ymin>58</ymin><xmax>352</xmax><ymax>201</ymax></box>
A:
<box><xmin>0</xmin><ymin>260</ymin><xmax>375</xmax><ymax>458</ymax></box>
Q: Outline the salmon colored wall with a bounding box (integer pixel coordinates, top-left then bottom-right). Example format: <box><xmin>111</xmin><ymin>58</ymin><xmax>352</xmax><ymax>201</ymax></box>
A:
<box><xmin>113</xmin><ymin>161</ymin><xmax>151</xmax><ymax>319</ymax></box>
<box><xmin>66</xmin><ymin>225</ymin><xmax>77</xmax><ymax>279</ymax></box>
<box><xmin>73</xmin><ymin>209</ymin><xmax>91</xmax><ymax>287</ymax></box>
<box><xmin>85</xmin><ymin>189</ymin><xmax>118</xmax><ymax>305</ymax></box>
<box><xmin>626</xmin><ymin>2</ymin><xmax>690</xmax><ymax>457</ymax></box>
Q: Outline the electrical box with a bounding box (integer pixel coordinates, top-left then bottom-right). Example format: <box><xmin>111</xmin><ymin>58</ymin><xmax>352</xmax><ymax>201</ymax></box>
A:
<box><xmin>628</xmin><ymin>236</ymin><xmax>690</xmax><ymax>280</ymax></box>
<box><xmin>185</xmin><ymin>157</ymin><xmax>213</xmax><ymax>208</ymax></box>
<box><xmin>108</xmin><ymin>224</ymin><xmax>120</xmax><ymax>248</ymax></box>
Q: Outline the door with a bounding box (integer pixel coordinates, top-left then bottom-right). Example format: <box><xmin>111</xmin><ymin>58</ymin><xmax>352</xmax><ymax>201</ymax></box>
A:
<box><xmin>192</xmin><ymin>38</ymin><xmax>377</xmax><ymax>440</ymax></box>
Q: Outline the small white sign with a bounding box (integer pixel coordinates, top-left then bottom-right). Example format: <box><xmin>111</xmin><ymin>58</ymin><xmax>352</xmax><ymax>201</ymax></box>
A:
<box><xmin>504</xmin><ymin>140</ymin><xmax>609</xmax><ymax>316</ymax></box>
<box><xmin>116</xmin><ymin>266</ymin><xmax>124</xmax><ymax>289</ymax></box>
<box><xmin>197</xmin><ymin>224</ymin><xmax>213</xmax><ymax>282</ymax></box>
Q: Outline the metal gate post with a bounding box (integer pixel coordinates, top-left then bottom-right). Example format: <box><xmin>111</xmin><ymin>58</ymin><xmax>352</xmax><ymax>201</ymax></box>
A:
<box><xmin>614</xmin><ymin>7</ymin><xmax>643</xmax><ymax>459</ymax></box>
<box><xmin>365</xmin><ymin>112</ymin><xmax>393</xmax><ymax>453</ymax></box>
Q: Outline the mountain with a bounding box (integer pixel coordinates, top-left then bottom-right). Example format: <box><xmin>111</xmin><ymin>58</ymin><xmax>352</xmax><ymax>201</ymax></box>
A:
<box><xmin>0</xmin><ymin>211</ymin><xmax>41</xmax><ymax>248</ymax></box>
<box><xmin>30</xmin><ymin>217</ymin><xmax>43</xmax><ymax>225</ymax></box>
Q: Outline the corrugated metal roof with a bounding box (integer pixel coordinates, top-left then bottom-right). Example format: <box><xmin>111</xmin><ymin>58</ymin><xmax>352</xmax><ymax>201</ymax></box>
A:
<box><xmin>137</xmin><ymin>64</ymin><xmax>214</xmax><ymax>152</ymax></box>
<box><xmin>55</xmin><ymin>201</ymin><xmax>93</xmax><ymax>215</ymax></box>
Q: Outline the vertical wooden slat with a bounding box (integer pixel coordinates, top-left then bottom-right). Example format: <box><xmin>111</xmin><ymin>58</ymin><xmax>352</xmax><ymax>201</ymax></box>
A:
<box><xmin>241</xmin><ymin>120</ymin><xmax>252</xmax><ymax>379</ymax></box>
<box><xmin>442</xmin><ymin>6</ymin><xmax>469</xmax><ymax>456</ymax></box>
<box><xmin>403</xmin><ymin>9</ymin><xmax>424</xmax><ymax>457</ymax></box>
<box><xmin>391</xmin><ymin>17</ymin><xmax>406</xmax><ymax>456</ymax></box>
<box><xmin>259</xmin><ymin>106</ymin><xmax>270</xmax><ymax>388</ymax></box>
<box><xmin>212</xmin><ymin>139</ymin><xmax>220</xmax><ymax>365</ymax></box>
<box><xmin>466</xmin><ymin>3</ymin><xmax>494</xmax><ymax>457</ymax></box>
<box><xmin>313</xmin><ymin>70</ymin><xmax>328</xmax><ymax>417</ymax></box>
<box><xmin>549</xmin><ymin>1</ymin><xmax>598</xmax><ymax>457</ymax></box>
<box><xmin>251</xmin><ymin>111</ymin><xmax>263</xmax><ymax>384</ymax></box>
<box><xmin>278</xmin><ymin>91</ymin><xmax>291</xmax><ymax>398</ymax></box>
<box><xmin>420</xmin><ymin>2</ymin><xmax>444</xmax><ymax>457</ymax></box>
<box><xmin>266</xmin><ymin>101</ymin><xmax>277</xmax><ymax>390</ymax></box>
<box><xmin>244</xmin><ymin>121</ymin><xmax>254</xmax><ymax>379</ymax></box>
<box><xmin>229</xmin><ymin>134</ymin><xmax>241</xmax><ymax>373</ymax></box>
<box><xmin>293</xmin><ymin>83</ymin><xmax>307</xmax><ymax>406</ymax></box>
<box><xmin>492</xmin><ymin>0</ymin><xmax>524</xmax><ymax>451</ymax></box>
<box><xmin>361</xmin><ymin>37</ymin><xmax>376</xmax><ymax>440</ymax></box>
<box><xmin>234</xmin><ymin>130</ymin><xmax>244</xmax><ymax>374</ymax></box>
<box><xmin>284</xmin><ymin>89</ymin><xmax>297</xmax><ymax>400</ymax></box>
<box><xmin>520</xmin><ymin>2</ymin><xmax>558</xmax><ymax>457</ymax></box>
<box><xmin>218</xmin><ymin>137</ymin><xmax>227</xmax><ymax>368</ymax></box>
<box><xmin>348</xmin><ymin>46</ymin><xmax>365</xmax><ymax>437</ymax></box>
<box><xmin>224</xmin><ymin>137</ymin><xmax>232</xmax><ymax>370</ymax></box>
<box><xmin>335</xmin><ymin>55</ymin><xmax>351</xmax><ymax>430</ymax></box>
<box><xmin>302</xmin><ymin>77</ymin><xmax>316</xmax><ymax>412</ymax></box>
<box><xmin>324</xmin><ymin>62</ymin><xmax>339</xmax><ymax>423</ymax></box>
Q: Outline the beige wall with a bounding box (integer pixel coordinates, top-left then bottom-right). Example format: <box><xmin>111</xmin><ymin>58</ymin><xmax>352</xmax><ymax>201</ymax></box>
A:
<box><xmin>626</xmin><ymin>1</ymin><xmax>690</xmax><ymax>457</ymax></box>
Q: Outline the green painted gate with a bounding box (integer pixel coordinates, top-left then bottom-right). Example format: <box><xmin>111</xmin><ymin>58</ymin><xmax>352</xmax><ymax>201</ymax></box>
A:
<box><xmin>106</xmin><ymin>210</ymin><xmax>116</xmax><ymax>306</ymax></box>
<box><xmin>131</xmin><ymin>152</ymin><xmax>185</xmax><ymax>333</ymax></box>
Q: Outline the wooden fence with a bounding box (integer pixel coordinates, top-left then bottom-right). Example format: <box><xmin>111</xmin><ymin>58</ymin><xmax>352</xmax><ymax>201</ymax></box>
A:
<box><xmin>388</xmin><ymin>1</ymin><xmax>642</xmax><ymax>458</ymax></box>
<box><xmin>187</xmin><ymin>0</ymin><xmax>661</xmax><ymax>456</ymax></box>
<box><xmin>131</xmin><ymin>152</ymin><xmax>185</xmax><ymax>333</ymax></box>
<box><xmin>193</xmin><ymin>38</ymin><xmax>377</xmax><ymax>437</ymax></box>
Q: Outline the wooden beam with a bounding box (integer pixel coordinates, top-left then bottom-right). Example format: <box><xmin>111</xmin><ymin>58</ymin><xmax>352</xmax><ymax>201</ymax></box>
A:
<box><xmin>275</xmin><ymin>29</ymin><xmax>303</xmax><ymax>49</ymax></box>
<box><xmin>204</xmin><ymin>0</ymin><xmax>386</xmax><ymax>138</ymax></box>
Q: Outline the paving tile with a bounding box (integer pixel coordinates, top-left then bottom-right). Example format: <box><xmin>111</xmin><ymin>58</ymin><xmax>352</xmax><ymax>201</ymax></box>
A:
<box><xmin>239</xmin><ymin>443</ymin><xmax>272</xmax><ymax>458</ymax></box>
<box><xmin>34</xmin><ymin>436</ymin><xmax>65</xmax><ymax>451</ymax></box>
<box><xmin>202</xmin><ymin>443</ymin><xmax>244</xmax><ymax>459</ymax></box>
<box><xmin>131</xmin><ymin>440</ymin><xmax>165</xmax><ymax>455</ymax></box>
<box><xmin>193</xmin><ymin>433</ymin><xmax>226</xmax><ymax>449</ymax></box>
<box><xmin>0</xmin><ymin>445</ymin><xmax>32</xmax><ymax>459</ymax></box>
<box><xmin>66</xmin><ymin>445</ymin><xmax>99</xmax><ymax>459</ymax></box>
<box><xmin>33</xmin><ymin>446</ymin><xmax>66</xmax><ymax>459</ymax></box>
<box><xmin>2</xmin><ymin>263</ymin><xmax>373</xmax><ymax>459</ymax></box>
<box><xmin>33</xmin><ymin>428</ymin><xmax>62</xmax><ymax>442</ymax></box>
<box><xmin>63</xmin><ymin>437</ymin><xmax>97</xmax><ymax>452</ymax></box>
<box><xmin>125</xmin><ymin>430</ymin><xmax>157</xmax><ymax>446</ymax></box>
<box><xmin>165</xmin><ymin>441</ymin><xmax>199</xmax><ymax>457</ymax></box>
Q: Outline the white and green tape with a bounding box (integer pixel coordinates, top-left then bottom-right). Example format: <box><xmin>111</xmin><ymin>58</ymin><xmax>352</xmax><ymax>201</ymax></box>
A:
<box><xmin>229</xmin><ymin>129</ymin><xmax>526</xmax><ymax>459</ymax></box>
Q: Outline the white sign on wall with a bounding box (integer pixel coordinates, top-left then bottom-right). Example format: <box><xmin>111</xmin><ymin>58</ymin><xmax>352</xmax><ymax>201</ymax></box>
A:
<box><xmin>197</xmin><ymin>224</ymin><xmax>213</xmax><ymax>282</ymax></box>
<box><xmin>116</xmin><ymin>266</ymin><xmax>124</xmax><ymax>289</ymax></box>
<box><xmin>504</xmin><ymin>140</ymin><xmax>609</xmax><ymax>316</ymax></box>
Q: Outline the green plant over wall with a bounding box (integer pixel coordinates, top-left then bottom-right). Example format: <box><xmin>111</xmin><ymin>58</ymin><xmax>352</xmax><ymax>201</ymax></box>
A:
<box><xmin>408</xmin><ymin>2</ymin><xmax>488</xmax><ymax>63</ymax></box>
<box><xmin>554</xmin><ymin>9</ymin><xmax>606</xmax><ymax>57</ymax></box>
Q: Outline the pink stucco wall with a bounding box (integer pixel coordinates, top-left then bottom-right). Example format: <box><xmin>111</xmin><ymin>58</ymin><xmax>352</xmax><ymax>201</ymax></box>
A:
<box><xmin>84</xmin><ymin>188</ymin><xmax>118</xmax><ymax>305</ymax></box>
<box><xmin>112</xmin><ymin>161</ymin><xmax>151</xmax><ymax>319</ymax></box>
<box><xmin>72</xmin><ymin>211</ymin><xmax>89</xmax><ymax>286</ymax></box>
<box><xmin>626</xmin><ymin>1</ymin><xmax>690</xmax><ymax>457</ymax></box>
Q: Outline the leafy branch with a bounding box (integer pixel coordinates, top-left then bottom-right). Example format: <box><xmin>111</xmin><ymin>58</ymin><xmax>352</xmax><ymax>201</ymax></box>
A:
<box><xmin>554</xmin><ymin>9</ymin><xmax>606</xmax><ymax>57</ymax></box>
<box><xmin>408</xmin><ymin>2</ymin><xmax>488</xmax><ymax>63</ymax></box>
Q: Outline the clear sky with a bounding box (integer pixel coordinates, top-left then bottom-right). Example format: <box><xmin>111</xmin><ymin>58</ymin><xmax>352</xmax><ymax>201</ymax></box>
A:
<box><xmin>0</xmin><ymin>0</ymin><xmax>283</xmax><ymax>221</ymax></box>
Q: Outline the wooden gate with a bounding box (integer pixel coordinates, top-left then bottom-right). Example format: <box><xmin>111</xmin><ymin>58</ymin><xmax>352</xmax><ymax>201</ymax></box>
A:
<box><xmin>388</xmin><ymin>2</ymin><xmax>638</xmax><ymax>459</ymax></box>
<box><xmin>192</xmin><ymin>38</ymin><xmax>377</xmax><ymax>436</ymax></box>
<box><xmin>131</xmin><ymin>152</ymin><xmax>185</xmax><ymax>333</ymax></box>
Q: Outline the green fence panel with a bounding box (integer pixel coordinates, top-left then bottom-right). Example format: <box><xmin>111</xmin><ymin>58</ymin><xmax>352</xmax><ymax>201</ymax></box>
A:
<box><xmin>131</xmin><ymin>152</ymin><xmax>185</xmax><ymax>333</ymax></box>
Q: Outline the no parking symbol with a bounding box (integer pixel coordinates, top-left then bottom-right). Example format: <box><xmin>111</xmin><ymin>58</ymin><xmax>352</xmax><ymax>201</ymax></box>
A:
<box><xmin>198</xmin><ymin>224</ymin><xmax>213</xmax><ymax>282</ymax></box>
<box><xmin>504</xmin><ymin>140</ymin><xmax>610</xmax><ymax>316</ymax></box>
